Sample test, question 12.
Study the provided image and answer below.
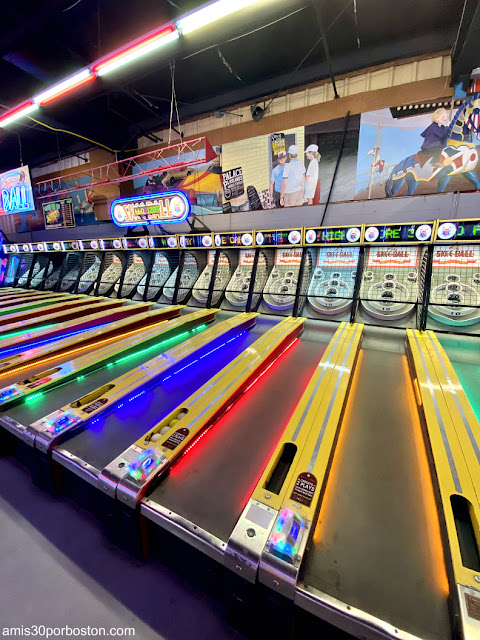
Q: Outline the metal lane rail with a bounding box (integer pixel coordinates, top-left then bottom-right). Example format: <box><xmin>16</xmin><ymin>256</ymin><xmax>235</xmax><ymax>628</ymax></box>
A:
<box><xmin>0</xmin><ymin>305</ymin><xmax>184</xmax><ymax>386</ymax></box>
<box><xmin>0</xmin><ymin>308</ymin><xmax>218</xmax><ymax>438</ymax></box>
<box><xmin>0</xmin><ymin>301</ymin><xmax>153</xmax><ymax>357</ymax></box>
<box><xmin>0</xmin><ymin>296</ymin><xmax>105</xmax><ymax>329</ymax></box>
<box><xmin>101</xmin><ymin>317</ymin><xmax>306</xmax><ymax>509</ymax></box>
<box><xmin>223</xmin><ymin>322</ymin><xmax>361</xmax><ymax>582</ymax></box>
<box><xmin>47</xmin><ymin>313</ymin><xmax>262</xmax><ymax>487</ymax></box>
<box><xmin>0</xmin><ymin>293</ymin><xmax>73</xmax><ymax>313</ymax></box>
<box><xmin>0</xmin><ymin>308</ymin><xmax>215</xmax><ymax>410</ymax></box>
<box><xmin>408</xmin><ymin>329</ymin><xmax>480</xmax><ymax>640</ymax></box>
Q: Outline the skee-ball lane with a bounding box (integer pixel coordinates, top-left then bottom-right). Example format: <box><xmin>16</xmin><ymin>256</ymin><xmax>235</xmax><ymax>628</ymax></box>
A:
<box><xmin>139</xmin><ymin>321</ymin><xmax>339</xmax><ymax>553</ymax></box>
<box><xmin>297</xmin><ymin>327</ymin><xmax>451</xmax><ymax>640</ymax></box>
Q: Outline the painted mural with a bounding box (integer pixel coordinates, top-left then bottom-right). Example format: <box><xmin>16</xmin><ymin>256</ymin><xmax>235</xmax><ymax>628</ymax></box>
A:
<box><xmin>133</xmin><ymin>146</ymin><xmax>223</xmax><ymax>216</ymax></box>
<box><xmin>355</xmin><ymin>95</ymin><xmax>480</xmax><ymax>199</ymax></box>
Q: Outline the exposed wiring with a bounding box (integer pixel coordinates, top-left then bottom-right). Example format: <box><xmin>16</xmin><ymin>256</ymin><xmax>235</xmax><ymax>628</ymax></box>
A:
<box><xmin>168</xmin><ymin>61</ymin><xmax>182</xmax><ymax>144</ymax></box>
<box><xmin>0</xmin><ymin>103</ymin><xmax>136</xmax><ymax>153</ymax></box>
<box><xmin>62</xmin><ymin>0</ymin><xmax>84</xmax><ymax>12</ymax></box>
<box><xmin>181</xmin><ymin>6</ymin><xmax>308</xmax><ymax>61</ymax></box>
<box><xmin>451</xmin><ymin>0</ymin><xmax>468</xmax><ymax>59</ymax></box>
<box><xmin>217</xmin><ymin>47</ymin><xmax>244</xmax><ymax>84</ymax></box>
<box><xmin>25</xmin><ymin>115</ymin><xmax>129</xmax><ymax>152</ymax></box>
<box><xmin>353</xmin><ymin>0</ymin><xmax>360</xmax><ymax>48</ymax></box>
<box><xmin>264</xmin><ymin>35</ymin><xmax>322</xmax><ymax>111</ymax></box>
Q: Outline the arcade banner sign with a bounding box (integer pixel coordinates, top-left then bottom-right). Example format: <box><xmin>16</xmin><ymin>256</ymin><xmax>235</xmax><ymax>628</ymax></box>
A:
<box><xmin>0</xmin><ymin>166</ymin><xmax>35</xmax><ymax>215</ymax></box>
<box><xmin>110</xmin><ymin>191</ymin><xmax>190</xmax><ymax>227</ymax></box>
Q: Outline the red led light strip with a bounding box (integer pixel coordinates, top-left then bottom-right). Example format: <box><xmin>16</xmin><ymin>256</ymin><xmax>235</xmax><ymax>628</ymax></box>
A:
<box><xmin>177</xmin><ymin>337</ymin><xmax>299</xmax><ymax>462</ymax></box>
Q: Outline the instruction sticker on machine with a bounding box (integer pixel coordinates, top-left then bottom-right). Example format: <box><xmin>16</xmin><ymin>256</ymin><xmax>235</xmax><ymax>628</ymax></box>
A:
<box><xmin>163</xmin><ymin>428</ymin><xmax>190</xmax><ymax>451</ymax></box>
<box><xmin>275</xmin><ymin>248</ymin><xmax>303</xmax><ymax>267</ymax></box>
<box><xmin>290</xmin><ymin>472</ymin><xmax>317</xmax><ymax>507</ymax></box>
<box><xmin>318</xmin><ymin>246</ymin><xmax>360</xmax><ymax>267</ymax></box>
<box><xmin>366</xmin><ymin>246</ymin><xmax>419</xmax><ymax>268</ymax></box>
<box><xmin>82</xmin><ymin>398</ymin><xmax>108</xmax><ymax>414</ymax></box>
<box><xmin>432</xmin><ymin>245</ymin><xmax>480</xmax><ymax>269</ymax></box>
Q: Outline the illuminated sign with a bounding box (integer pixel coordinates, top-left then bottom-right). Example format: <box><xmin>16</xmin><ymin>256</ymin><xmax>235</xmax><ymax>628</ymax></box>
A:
<box><xmin>148</xmin><ymin>236</ymin><xmax>177</xmax><ymax>249</ymax></box>
<box><xmin>364</xmin><ymin>223</ymin><xmax>433</xmax><ymax>244</ymax></box>
<box><xmin>255</xmin><ymin>229</ymin><xmax>302</xmax><ymax>247</ymax></box>
<box><xmin>435</xmin><ymin>220</ymin><xmax>480</xmax><ymax>242</ymax></box>
<box><xmin>0</xmin><ymin>166</ymin><xmax>35</xmax><ymax>215</ymax></box>
<box><xmin>305</xmin><ymin>226</ymin><xmax>361</xmax><ymax>246</ymax></box>
<box><xmin>179</xmin><ymin>234</ymin><xmax>213</xmax><ymax>249</ymax></box>
<box><xmin>79</xmin><ymin>239</ymin><xmax>99</xmax><ymax>251</ymax></box>
<box><xmin>214</xmin><ymin>232</ymin><xmax>253</xmax><ymax>247</ymax></box>
<box><xmin>100</xmin><ymin>239</ymin><xmax>122</xmax><ymax>250</ymax></box>
<box><xmin>111</xmin><ymin>191</ymin><xmax>190</xmax><ymax>227</ymax></box>
<box><xmin>60</xmin><ymin>241</ymin><xmax>80</xmax><ymax>251</ymax></box>
<box><xmin>42</xmin><ymin>198</ymin><xmax>75</xmax><ymax>229</ymax></box>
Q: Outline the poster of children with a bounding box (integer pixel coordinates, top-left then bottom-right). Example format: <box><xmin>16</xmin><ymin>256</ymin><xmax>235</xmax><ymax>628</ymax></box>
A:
<box><xmin>355</xmin><ymin>99</ymin><xmax>480</xmax><ymax>199</ymax></box>
<box><xmin>221</xmin><ymin>121</ymin><xmax>359</xmax><ymax>212</ymax></box>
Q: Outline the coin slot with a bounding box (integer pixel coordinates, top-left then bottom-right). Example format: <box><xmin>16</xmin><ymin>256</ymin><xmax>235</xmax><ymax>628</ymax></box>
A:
<box><xmin>451</xmin><ymin>495</ymin><xmax>480</xmax><ymax>571</ymax></box>
<box><xmin>265</xmin><ymin>443</ymin><xmax>298</xmax><ymax>495</ymax></box>
<box><xmin>70</xmin><ymin>384</ymin><xmax>115</xmax><ymax>408</ymax></box>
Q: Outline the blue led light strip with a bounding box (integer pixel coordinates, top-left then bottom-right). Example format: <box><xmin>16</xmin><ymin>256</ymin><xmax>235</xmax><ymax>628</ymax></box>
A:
<box><xmin>0</xmin><ymin>322</ymin><xmax>111</xmax><ymax>357</ymax></box>
<box><xmin>84</xmin><ymin>329</ymin><xmax>249</xmax><ymax>429</ymax></box>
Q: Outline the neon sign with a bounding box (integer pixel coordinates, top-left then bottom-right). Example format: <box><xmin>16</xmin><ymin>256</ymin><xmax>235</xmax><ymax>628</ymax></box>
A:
<box><xmin>0</xmin><ymin>166</ymin><xmax>35</xmax><ymax>215</ymax></box>
<box><xmin>110</xmin><ymin>190</ymin><xmax>190</xmax><ymax>227</ymax></box>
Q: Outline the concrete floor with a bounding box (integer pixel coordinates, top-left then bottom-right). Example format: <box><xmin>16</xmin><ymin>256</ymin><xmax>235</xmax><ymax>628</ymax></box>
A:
<box><xmin>0</xmin><ymin>454</ymin><xmax>246</xmax><ymax>640</ymax></box>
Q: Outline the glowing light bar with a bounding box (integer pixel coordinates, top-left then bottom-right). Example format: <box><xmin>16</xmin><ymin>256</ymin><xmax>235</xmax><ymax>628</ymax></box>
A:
<box><xmin>93</xmin><ymin>26</ymin><xmax>178</xmax><ymax>77</ymax></box>
<box><xmin>177</xmin><ymin>0</ymin><xmax>264</xmax><ymax>34</ymax></box>
<box><xmin>34</xmin><ymin>70</ymin><xmax>95</xmax><ymax>106</ymax></box>
<box><xmin>0</xmin><ymin>101</ymin><xmax>38</xmax><ymax>128</ymax></box>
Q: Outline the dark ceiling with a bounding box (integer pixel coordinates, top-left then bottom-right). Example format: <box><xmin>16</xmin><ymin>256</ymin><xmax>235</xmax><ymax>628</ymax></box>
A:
<box><xmin>0</xmin><ymin>0</ymin><xmax>471</xmax><ymax>173</ymax></box>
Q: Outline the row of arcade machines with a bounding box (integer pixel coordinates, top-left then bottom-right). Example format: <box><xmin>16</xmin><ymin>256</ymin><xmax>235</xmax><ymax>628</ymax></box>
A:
<box><xmin>2</xmin><ymin>221</ymin><xmax>480</xmax><ymax>330</ymax></box>
<box><xmin>0</xmin><ymin>219</ymin><xmax>480</xmax><ymax>640</ymax></box>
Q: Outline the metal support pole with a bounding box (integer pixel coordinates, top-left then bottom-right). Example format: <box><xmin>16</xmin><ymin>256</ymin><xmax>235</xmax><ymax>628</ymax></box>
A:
<box><xmin>320</xmin><ymin>111</ymin><xmax>350</xmax><ymax>226</ymax></box>
<box><xmin>54</xmin><ymin>254</ymin><xmax>69</xmax><ymax>293</ymax></box>
<box><xmin>116</xmin><ymin>252</ymin><xmax>131</xmax><ymax>299</ymax></box>
<box><xmin>94</xmin><ymin>252</ymin><xmax>108</xmax><ymax>297</ymax></box>
<box><xmin>206</xmin><ymin>250</ymin><xmax>221</xmax><ymax>309</ymax></box>
<box><xmin>246</xmin><ymin>249</ymin><xmax>261</xmax><ymax>313</ymax></box>
<box><xmin>292</xmin><ymin>248</ymin><xmax>308</xmax><ymax>318</ymax></box>
<box><xmin>349</xmin><ymin>245</ymin><xmax>365</xmax><ymax>323</ymax></box>
<box><xmin>142</xmin><ymin>251</ymin><xmax>156</xmax><ymax>302</ymax></box>
<box><xmin>172</xmin><ymin>250</ymin><xmax>186</xmax><ymax>305</ymax></box>
<box><xmin>312</xmin><ymin>0</ymin><xmax>339</xmax><ymax>99</ymax></box>
<box><xmin>419</xmin><ymin>245</ymin><xmax>434</xmax><ymax>331</ymax></box>
<box><xmin>73</xmin><ymin>251</ymin><xmax>87</xmax><ymax>294</ymax></box>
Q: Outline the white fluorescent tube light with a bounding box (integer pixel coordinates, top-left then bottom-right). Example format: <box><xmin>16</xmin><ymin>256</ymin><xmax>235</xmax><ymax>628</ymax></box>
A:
<box><xmin>0</xmin><ymin>103</ymin><xmax>39</xmax><ymax>128</ymax></box>
<box><xmin>177</xmin><ymin>0</ymin><xmax>264</xmax><ymax>34</ymax></box>
<box><xmin>95</xmin><ymin>30</ymin><xmax>179</xmax><ymax>77</ymax></box>
<box><xmin>34</xmin><ymin>69</ymin><xmax>94</xmax><ymax>105</ymax></box>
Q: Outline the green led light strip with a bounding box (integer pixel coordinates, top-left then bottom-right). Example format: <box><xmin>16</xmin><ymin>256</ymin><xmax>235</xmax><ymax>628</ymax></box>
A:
<box><xmin>0</xmin><ymin>324</ymin><xmax>56</xmax><ymax>341</ymax></box>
